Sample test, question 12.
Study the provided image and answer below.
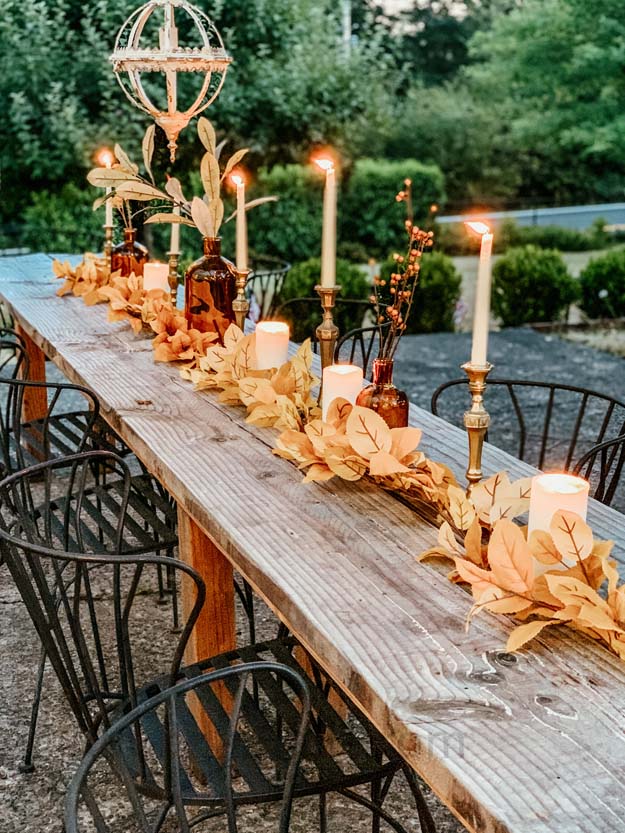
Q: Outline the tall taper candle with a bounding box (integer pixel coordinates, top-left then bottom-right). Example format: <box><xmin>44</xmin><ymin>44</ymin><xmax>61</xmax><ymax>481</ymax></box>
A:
<box><xmin>466</xmin><ymin>221</ymin><xmax>494</xmax><ymax>366</ymax></box>
<box><xmin>231</xmin><ymin>174</ymin><xmax>248</xmax><ymax>271</ymax></box>
<box><xmin>315</xmin><ymin>158</ymin><xmax>337</xmax><ymax>288</ymax></box>
<box><xmin>170</xmin><ymin>204</ymin><xmax>181</xmax><ymax>256</ymax></box>
<box><xmin>96</xmin><ymin>149</ymin><xmax>115</xmax><ymax>229</ymax></box>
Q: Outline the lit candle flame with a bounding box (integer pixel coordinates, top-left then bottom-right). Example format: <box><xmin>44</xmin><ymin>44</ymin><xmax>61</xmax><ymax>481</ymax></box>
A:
<box><xmin>466</xmin><ymin>221</ymin><xmax>491</xmax><ymax>236</ymax></box>
<box><xmin>96</xmin><ymin>149</ymin><xmax>115</xmax><ymax>169</ymax></box>
<box><xmin>230</xmin><ymin>173</ymin><xmax>244</xmax><ymax>187</ymax></box>
<box><xmin>314</xmin><ymin>158</ymin><xmax>334</xmax><ymax>173</ymax></box>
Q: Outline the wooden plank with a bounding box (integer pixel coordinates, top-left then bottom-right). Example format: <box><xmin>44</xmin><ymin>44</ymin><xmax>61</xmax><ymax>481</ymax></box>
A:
<box><xmin>15</xmin><ymin>324</ymin><xmax>47</xmax><ymax>424</ymax></box>
<box><xmin>3</xmin><ymin>257</ymin><xmax>625</xmax><ymax>832</ymax></box>
<box><xmin>178</xmin><ymin>506</ymin><xmax>235</xmax><ymax>758</ymax></box>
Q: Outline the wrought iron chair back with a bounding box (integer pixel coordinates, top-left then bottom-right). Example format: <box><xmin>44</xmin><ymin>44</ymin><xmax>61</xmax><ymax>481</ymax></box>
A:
<box><xmin>431</xmin><ymin>378</ymin><xmax>625</xmax><ymax>473</ymax></box>
<box><xmin>334</xmin><ymin>322</ymin><xmax>393</xmax><ymax>380</ymax></box>
<box><xmin>0</xmin><ymin>452</ymin><xmax>205</xmax><ymax>746</ymax></box>
<box><xmin>65</xmin><ymin>662</ymin><xmax>310</xmax><ymax>833</ymax></box>
<box><xmin>0</xmin><ymin>375</ymin><xmax>100</xmax><ymax>475</ymax></box>
<box><xmin>246</xmin><ymin>257</ymin><xmax>291</xmax><ymax>320</ymax></box>
<box><xmin>574</xmin><ymin>433</ymin><xmax>625</xmax><ymax>509</ymax></box>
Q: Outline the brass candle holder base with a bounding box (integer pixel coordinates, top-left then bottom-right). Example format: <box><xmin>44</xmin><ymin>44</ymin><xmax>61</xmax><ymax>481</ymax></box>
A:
<box><xmin>233</xmin><ymin>268</ymin><xmax>251</xmax><ymax>331</ymax></box>
<box><xmin>315</xmin><ymin>284</ymin><xmax>341</xmax><ymax>372</ymax></box>
<box><xmin>462</xmin><ymin>361</ymin><xmax>493</xmax><ymax>494</ymax></box>
<box><xmin>167</xmin><ymin>252</ymin><xmax>180</xmax><ymax>307</ymax></box>
<box><xmin>103</xmin><ymin>225</ymin><xmax>114</xmax><ymax>276</ymax></box>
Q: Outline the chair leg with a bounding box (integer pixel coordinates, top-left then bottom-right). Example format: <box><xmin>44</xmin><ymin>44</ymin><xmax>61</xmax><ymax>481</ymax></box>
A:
<box><xmin>402</xmin><ymin>765</ymin><xmax>438</xmax><ymax>833</ymax></box>
<box><xmin>319</xmin><ymin>792</ymin><xmax>328</xmax><ymax>833</ymax></box>
<box><xmin>370</xmin><ymin>745</ymin><xmax>383</xmax><ymax>833</ymax></box>
<box><xmin>20</xmin><ymin>646</ymin><xmax>47</xmax><ymax>773</ymax></box>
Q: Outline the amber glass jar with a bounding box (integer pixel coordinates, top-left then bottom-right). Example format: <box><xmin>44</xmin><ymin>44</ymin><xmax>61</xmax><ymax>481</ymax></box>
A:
<box><xmin>356</xmin><ymin>358</ymin><xmax>409</xmax><ymax>428</ymax></box>
<box><xmin>111</xmin><ymin>228</ymin><xmax>149</xmax><ymax>277</ymax></box>
<box><xmin>184</xmin><ymin>237</ymin><xmax>236</xmax><ymax>342</ymax></box>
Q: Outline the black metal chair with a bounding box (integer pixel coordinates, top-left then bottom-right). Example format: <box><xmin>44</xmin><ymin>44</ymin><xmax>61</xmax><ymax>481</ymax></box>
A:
<box><xmin>246</xmin><ymin>256</ymin><xmax>291</xmax><ymax>321</ymax></box>
<box><xmin>334</xmin><ymin>322</ymin><xmax>393</xmax><ymax>380</ymax></box>
<box><xmin>1</xmin><ymin>452</ymin><xmax>436</xmax><ymax>833</ymax></box>
<box><xmin>65</xmin><ymin>663</ymin><xmax>310</xmax><ymax>833</ymax></box>
<box><xmin>574</xmin><ymin>433</ymin><xmax>625</xmax><ymax>510</ymax></box>
<box><xmin>431</xmin><ymin>378</ymin><xmax>625</xmax><ymax>475</ymax></box>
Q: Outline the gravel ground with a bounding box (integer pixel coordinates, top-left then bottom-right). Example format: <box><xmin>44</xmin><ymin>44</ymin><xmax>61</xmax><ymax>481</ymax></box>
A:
<box><xmin>2</xmin><ymin>326</ymin><xmax>625</xmax><ymax>832</ymax></box>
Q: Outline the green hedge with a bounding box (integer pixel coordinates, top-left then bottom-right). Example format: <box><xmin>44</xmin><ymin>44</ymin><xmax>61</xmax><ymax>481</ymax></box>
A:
<box><xmin>246</xmin><ymin>159</ymin><xmax>445</xmax><ymax>263</ymax></box>
<box><xmin>340</xmin><ymin>159</ymin><xmax>445</xmax><ymax>258</ymax></box>
<box><xmin>579</xmin><ymin>249</ymin><xmax>625</xmax><ymax>318</ymax></box>
<box><xmin>380</xmin><ymin>251</ymin><xmax>461</xmax><ymax>333</ymax></box>
<box><xmin>492</xmin><ymin>245</ymin><xmax>577</xmax><ymax>327</ymax></box>
<box><xmin>21</xmin><ymin>185</ymin><xmax>102</xmax><ymax>254</ymax></box>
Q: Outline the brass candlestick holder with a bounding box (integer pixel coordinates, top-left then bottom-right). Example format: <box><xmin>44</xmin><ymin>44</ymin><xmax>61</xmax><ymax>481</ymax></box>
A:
<box><xmin>315</xmin><ymin>284</ymin><xmax>341</xmax><ymax>371</ymax></box>
<box><xmin>103</xmin><ymin>225</ymin><xmax>114</xmax><ymax>275</ymax></box>
<box><xmin>462</xmin><ymin>361</ymin><xmax>493</xmax><ymax>493</ymax></box>
<box><xmin>233</xmin><ymin>268</ymin><xmax>252</xmax><ymax>331</ymax></box>
<box><xmin>167</xmin><ymin>252</ymin><xmax>180</xmax><ymax>307</ymax></box>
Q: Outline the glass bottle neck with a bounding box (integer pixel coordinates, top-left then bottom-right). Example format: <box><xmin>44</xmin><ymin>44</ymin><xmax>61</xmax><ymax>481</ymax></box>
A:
<box><xmin>372</xmin><ymin>358</ymin><xmax>394</xmax><ymax>386</ymax></box>
<box><xmin>203</xmin><ymin>237</ymin><xmax>222</xmax><ymax>257</ymax></box>
<box><xmin>123</xmin><ymin>228</ymin><xmax>136</xmax><ymax>244</ymax></box>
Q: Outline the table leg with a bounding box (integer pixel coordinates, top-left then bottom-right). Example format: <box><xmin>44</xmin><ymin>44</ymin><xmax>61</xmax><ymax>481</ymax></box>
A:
<box><xmin>178</xmin><ymin>506</ymin><xmax>236</xmax><ymax>756</ymax></box>
<box><xmin>16</xmin><ymin>325</ymin><xmax>47</xmax><ymax>423</ymax></box>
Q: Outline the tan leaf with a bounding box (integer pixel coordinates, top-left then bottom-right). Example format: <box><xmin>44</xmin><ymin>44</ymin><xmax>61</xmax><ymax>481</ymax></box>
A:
<box><xmin>488</xmin><ymin>519</ymin><xmax>534</xmax><ymax>593</ymax></box>
<box><xmin>274</xmin><ymin>430</ymin><xmax>317</xmax><ymax>466</ymax></box>
<box><xmin>114</xmin><ymin>143</ymin><xmax>138</xmax><ymax>175</ymax></box>
<box><xmin>489</xmin><ymin>497</ymin><xmax>530</xmax><ymax>524</ymax></box>
<box><xmin>501</xmin><ymin>476</ymin><xmax>533</xmax><ymax>501</ymax></box>
<box><xmin>142</xmin><ymin>124</ymin><xmax>155</xmax><ymax>182</ymax></box>
<box><xmin>325</xmin><ymin>446</ymin><xmax>367</xmax><ymax>481</ymax></box>
<box><xmin>245</xmin><ymin>403</ymin><xmax>280</xmax><ymax>426</ymax></box>
<box><xmin>438</xmin><ymin>521</ymin><xmax>461</xmax><ymax>554</ymax></box>
<box><xmin>550</xmin><ymin>510</ymin><xmax>593</xmax><ymax>564</ymax></box>
<box><xmin>471</xmin><ymin>471</ymin><xmax>511</xmax><ymax>519</ymax></box>
<box><xmin>454</xmin><ymin>557</ymin><xmax>502</xmax><ymax>602</ymax></box>
<box><xmin>208</xmin><ymin>197</ymin><xmax>224</xmax><ymax>237</ymax></box>
<box><xmin>507</xmin><ymin>620</ymin><xmax>560</xmax><ymax>653</ymax></box>
<box><xmin>165</xmin><ymin>177</ymin><xmax>188</xmax><ymax>206</ymax></box>
<box><xmin>238</xmin><ymin>377</ymin><xmax>277</xmax><ymax>407</ymax></box>
<box><xmin>198</xmin><ymin>117</ymin><xmax>217</xmax><ymax>154</ymax></box>
<box><xmin>201</xmin><ymin>153</ymin><xmax>221</xmax><ymax>202</ymax></box>
<box><xmin>482</xmin><ymin>596</ymin><xmax>534</xmax><ymax>615</ymax></box>
<box><xmin>224</xmin><ymin>324</ymin><xmax>245</xmax><ymax>350</ymax></box>
<box><xmin>222</xmin><ymin>148</ymin><xmax>249</xmax><ymax>180</ymax></box>
<box><xmin>389</xmin><ymin>427</ymin><xmax>422</xmax><ymax>461</ymax></box>
<box><xmin>145</xmin><ymin>213</ymin><xmax>195</xmax><ymax>227</ymax></box>
<box><xmin>369</xmin><ymin>450</ymin><xmax>411</xmax><ymax>477</ymax></box>
<box><xmin>325</xmin><ymin>397</ymin><xmax>353</xmax><ymax>428</ymax></box>
<box><xmin>346</xmin><ymin>406</ymin><xmax>392</xmax><ymax>459</ymax></box>
<box><xmin>191</xmin><ymin>196</ymin><xmax>214</xmax><ymax>238</ymax></box>
<box><xmin>87</xmin><ymin>167</ymin><xmax>136</xmax><ymax>187</ymax></box>
<box><xmin>448</xmin><ymin>485</ymin><xmax>476</xmax><ymax>531</ymax></box>
<box><xmin>528</xmin><ymin>530</ymin><xmax>562</xmax><ymax>565</ymax></box>
<box><xmin>546</xmin><ymin>575</ymin><xmax>616</xmax><ymax>631</ymax></box>
<box><xmin>302</xmin><ymin>464</ymin><xmax>335</xmax><ymax>483</ymax></box>
<box><xmin>464</xmin><ymin>517</ymin><xmax>483</xmax><ymax>566</ymax></box>
<box><xmin>613</xmin><ymin>587</ymin><xmax>625</xmax><ymax>627</ymax></box>
<box><xmin>418</xmin><ymin>547</ymin><xmax>456</xmax><ymax>564</ymax></box>
<box><xmin>115</xmin><ymin>181</ymin><xmax>166</xmax><ymax>202</ymax></box>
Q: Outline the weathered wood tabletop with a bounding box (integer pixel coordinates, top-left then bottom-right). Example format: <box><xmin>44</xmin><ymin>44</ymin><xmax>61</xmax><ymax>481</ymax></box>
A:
<box><xmin>3</xmin><ymin>253</ymin><xmax>625</xmax><ymax>833</ymax></box>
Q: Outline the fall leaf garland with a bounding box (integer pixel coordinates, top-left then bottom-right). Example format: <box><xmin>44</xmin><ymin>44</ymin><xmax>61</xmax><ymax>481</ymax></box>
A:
<box><xmin>421</xmin><ymin>470</ymin><xmax>625</xmax><ymax>662</ymax></box>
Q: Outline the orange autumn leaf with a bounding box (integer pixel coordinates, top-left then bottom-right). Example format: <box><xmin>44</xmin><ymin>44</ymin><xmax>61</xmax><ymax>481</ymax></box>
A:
<box><xmin>389</xmin><ymin>426</ymin><xmax>422</xmax><ymax>461</ymax></box>
<box><xmin>528</xmin><ymin>530</ymin><xmax>562</xmax><ymax>565</ymax></box>
<box><xmin>448</xmin><ymin>484</ymin><xmax>476</xmax><ymax>531</ymax></box>
<box><xmin>369</xmin><ymin>450</ymin><xmax>411</xmax><ymax>477</ymax></box>
<box><xmin>550</xmin><ymin>510</ymin><xmax>593</xmax><ymax>564</ymax></box>
<box><xmin>345</xmin><ymin>406</ymin><xmax>392</xmax><ymax>459</ymax></box>
<box><xmin>487</xmin><ymin>519</ymin><xmax>534</xmax><ymax>594</ymax></box>
<box><xmin>506</xmin><ymin>619</ymin><xmax>561</xmax><ymax>653</ymax></box>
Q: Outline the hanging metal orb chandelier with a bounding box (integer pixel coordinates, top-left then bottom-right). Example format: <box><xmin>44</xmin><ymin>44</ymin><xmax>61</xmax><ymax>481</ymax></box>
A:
<box><xmin>111</xmin><ymin>0</ymin><xmax>232</xmax><ymax>161</ymax></box>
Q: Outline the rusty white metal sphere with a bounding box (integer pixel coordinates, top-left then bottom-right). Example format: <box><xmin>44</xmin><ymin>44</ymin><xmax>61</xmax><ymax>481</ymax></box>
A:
<box><xmin>110</xmin><ymin>0</ymin><xmax>232</xmax><ymax>161</ymax></box>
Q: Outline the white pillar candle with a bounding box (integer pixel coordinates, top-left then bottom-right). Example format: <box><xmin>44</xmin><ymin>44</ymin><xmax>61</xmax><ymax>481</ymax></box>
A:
<box><xmin>315</xmin><ymin>159</ymin><xmax>337</xmax><ymax>288</ymax></box>
<box><xmin>527</xmin><ymin>473</ymin><xmax>590</xmax><ymax>538</ymax></box>
<box><xmin>256</xmin><ymin>322</ymin><xmax>290</xmax><ymax>370</ymax></box>
<box><xmin>466</xmin><ymin>222</ymin><xmax>494</xmax><ymax>366</ymax></box>
<box><xmin>170</xmin><ymin>204</ymin><xmax>181</xmax><ymax>255</ymax></box>
<box><xmin>322</xmin><ymin>364</ymin><xmax>363</xmax><ymax>423</ymax></box>
<box><xmin>231</xmin><ymin>174</ymin><xmax>248</xmax><ymax>271</ymax></box>
<box><xmin>143</xmin><ymin>262</ymin><xmax>170</xmax><ymax>293</ymax></box>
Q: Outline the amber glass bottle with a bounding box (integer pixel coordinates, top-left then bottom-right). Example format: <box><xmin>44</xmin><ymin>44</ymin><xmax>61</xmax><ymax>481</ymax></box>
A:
<box><xmin>184</xmin><ymin>237</ymin><xmax>236</xmax><ymax>342</ymax></box>
<box><xmin>356</xmin><ymin>358</ymin><xmax>409</xmax><ymax>428</ymax></box>
<box><xmin>111</xmin><ymin>228</ymin><xmax>149</xmax><ymax>277</ymax></box>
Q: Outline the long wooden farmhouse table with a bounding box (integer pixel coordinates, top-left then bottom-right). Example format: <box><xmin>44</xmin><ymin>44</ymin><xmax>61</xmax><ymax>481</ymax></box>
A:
<box><xmin>3</xmin><ymin>253</ymin><xmax>625</xmax><ymax>833</ymax></box>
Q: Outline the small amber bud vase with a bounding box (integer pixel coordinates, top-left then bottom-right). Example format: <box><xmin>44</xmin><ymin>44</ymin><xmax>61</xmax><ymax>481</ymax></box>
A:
<box><xmin>184</xmin><ymin>237</ymin><xmax>237</xmax><ymax>343</ymax></box>
<box><xmin>356</xmin><ymin>358</ymin><xmax>409</xmax><ymax>428</ymax></box>
<box><xmin>111</xmin><ymin>227</ymin><xmax>149</xmax><ymax>277</ymax></box>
